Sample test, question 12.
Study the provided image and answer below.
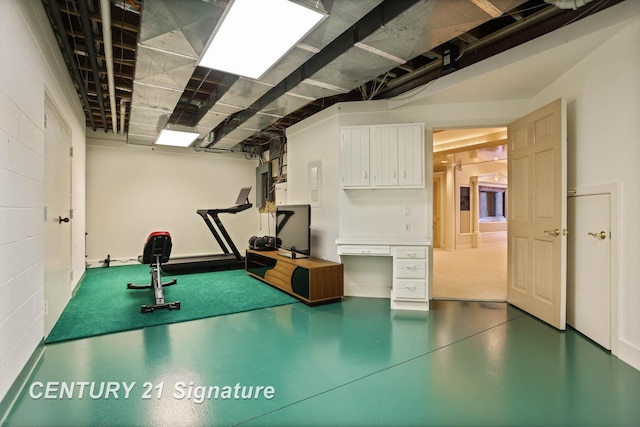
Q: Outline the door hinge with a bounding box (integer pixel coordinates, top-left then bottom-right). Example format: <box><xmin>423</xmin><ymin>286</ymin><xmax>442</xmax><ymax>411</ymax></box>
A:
<box><xmin>44</xmin><ymin>113</ymin><xmax>47</xmax><ymax>129</ymax></box>
<box><xmin>70</xmin><ymin>146</ymin><xmax>74</xmax><ymax>157</ymax></box>
<box><xmin>70</xmin><ymin>208</ymin><xmax>74</xmax><ymax>220</ymax></box>
<box><xmin>44</xmin><ymin>206</ymin><xmax>47</xmax><ymax>221</ymax></box>
<box><xmin>70</xmin><ymin>271</ymin><xmax>74</xmax><ymax>282</ymax></box>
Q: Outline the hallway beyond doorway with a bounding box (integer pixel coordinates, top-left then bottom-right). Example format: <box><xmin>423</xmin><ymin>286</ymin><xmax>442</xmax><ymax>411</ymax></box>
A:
<box><xmin>433</xmin><ymin>239</ymin><xmax>507</xmax><ymax>301</ymax></box>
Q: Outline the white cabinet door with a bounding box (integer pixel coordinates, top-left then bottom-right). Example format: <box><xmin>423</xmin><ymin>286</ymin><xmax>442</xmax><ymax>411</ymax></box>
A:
<box><xmin>398</xmin><ymin>124</ymin><xmax>423</xmax><ymax>186</ymax></box>
<box><xmin>342</xmin><ymin>124</ymin><xmax>423</xmax><ymax>189</ymax></box>
<box><xmin>372</xmin><ymin>126</ymin><xmax>398</xmax><ymax>186</ymax></box>
<box><xmin>341</xmin><ymin>127</ymin><xmax>370</xmax><ymax>187</ymax></box>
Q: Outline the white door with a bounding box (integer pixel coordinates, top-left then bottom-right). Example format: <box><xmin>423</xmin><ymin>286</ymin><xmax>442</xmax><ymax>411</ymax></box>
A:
<box><xmin>567</xmin><ymin>193</ymin><xmax>611</xmax><ymax>349</ymax></box>
<box><xmin>44</xmin><ymin>100</ymin><xmax>72</xmax><ymax>336</ymax></box>
<box><xmin>508</xmin><ymin>98</ymin><xmax>567</xmax><ymax>330</ymax></box>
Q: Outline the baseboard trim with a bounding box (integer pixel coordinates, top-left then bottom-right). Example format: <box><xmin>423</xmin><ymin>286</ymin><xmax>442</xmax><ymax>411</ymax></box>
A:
<box><xmin>618</xmin><ymin>338</ymin><xmax>640</xmax><ymax>372</ymax></box>
<box><xmin>0</xmin><ymin>340</ymin><xmax>45</xmax><ymax>424</ymax></box>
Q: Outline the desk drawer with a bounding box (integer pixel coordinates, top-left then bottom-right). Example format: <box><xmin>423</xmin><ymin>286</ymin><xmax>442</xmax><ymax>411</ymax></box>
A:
<box><xmin>394</xmin><ymin>280</ymin><xmax>426</xmax><ymax>299</ymax></box>
<box><xmin>395</xmin><ymin>259</ymin><xmax>426</xmax><ymax>279</ymax></box>
<box><xmin>338</xmin><ymin>245</ymin><xmax>391</xmax><ymax>256</ymax></box>
<box><xmin>394</xmin><ymin>247</ymin><xmax>426</xmax><ymax>259</ymax></box>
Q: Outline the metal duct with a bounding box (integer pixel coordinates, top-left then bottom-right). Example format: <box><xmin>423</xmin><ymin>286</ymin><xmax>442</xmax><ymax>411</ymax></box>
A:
<box><xmin>204</xmin><ymin>0</ymin><xmax>423</xmax><ymax>148</ymax></box>
<box><xmin>379</xmin><ymin>3</ymin><xmax>563</xmax><ymax>96</ymax></box>
<box><xmin>127</xmin><ymin>0</ymin><xmax>226</xmax><ymax>145</ymax></box>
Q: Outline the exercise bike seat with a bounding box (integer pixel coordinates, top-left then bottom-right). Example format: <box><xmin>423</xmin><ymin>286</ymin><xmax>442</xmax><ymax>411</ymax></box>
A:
<box><xmin>139</xmin><ymin>231</ymin><xmax>172</xmax><ymax>264</ymax></box>
<box><xmin>127</xmin><ymin>231</ymin><xmax>180</xmax><ymax>313</ymax></box>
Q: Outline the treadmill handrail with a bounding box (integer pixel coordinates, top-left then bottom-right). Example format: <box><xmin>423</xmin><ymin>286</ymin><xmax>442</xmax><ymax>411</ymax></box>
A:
<box><xmin>198</xmin><ymin>202</ymin><xmax>252</xmax><ymax>215</ymax></box>
<box><xmin>195</xmin><ymin>203</ymin><xmax>253</xmax><ymax>260</ymax></box>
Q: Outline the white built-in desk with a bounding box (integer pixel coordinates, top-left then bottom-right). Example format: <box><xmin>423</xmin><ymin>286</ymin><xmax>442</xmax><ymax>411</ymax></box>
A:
<box><xmin>336</xmin><ymin>238</ymin><xmax>431</xmax><ymax>311</ymax></box>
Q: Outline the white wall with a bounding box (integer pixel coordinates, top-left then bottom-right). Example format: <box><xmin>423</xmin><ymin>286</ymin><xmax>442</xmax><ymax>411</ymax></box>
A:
<box><xmin>286</xmin><ymin>112</ymin><xmax>341</xmax><ymax>261</ymax></box>
<box><xmin>0</xmin><ymin>1</ymin><xmax>86</xmax><ymax>404</ymax></box>
<box><xmin>86</xmin><ymin>132</ymin><xmax>259</xmax><ymax>264</ymax></box>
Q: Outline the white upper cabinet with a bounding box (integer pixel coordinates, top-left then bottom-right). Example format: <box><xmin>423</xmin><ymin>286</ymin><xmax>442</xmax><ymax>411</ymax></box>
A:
<box><xmin>341</xmin><ymin>124</ymin><xmax>424</xmax><ymax>189</ymax></box>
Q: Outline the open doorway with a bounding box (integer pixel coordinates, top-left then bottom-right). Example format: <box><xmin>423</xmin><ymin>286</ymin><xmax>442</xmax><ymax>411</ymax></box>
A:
<box><xmin>432</xmin><ymin>128</ymin><xmax>507</xmax><ymax>301</ymax></box>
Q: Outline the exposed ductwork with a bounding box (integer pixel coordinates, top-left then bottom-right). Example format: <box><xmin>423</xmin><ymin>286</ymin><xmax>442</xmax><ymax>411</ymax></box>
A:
<box><xmin>128</xmin><ymin>0</ymin><xmax>536</xmax><ymax>149</ymax></box>
<box><xmin>41</xmin><ymin>0</ymin><xmax>624</xmax><ymax>149</ymax></box>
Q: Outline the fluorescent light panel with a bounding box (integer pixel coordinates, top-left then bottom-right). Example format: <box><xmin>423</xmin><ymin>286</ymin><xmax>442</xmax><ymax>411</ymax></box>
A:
<box><xmin>199</xmin><ymin>0</ymin><xmax>326</xmax><ymax>79</ymax></box>
<box><xmin>155</xmin><ymin>129</ymin><xmax>200</xmax><ymax>147</ymax></box>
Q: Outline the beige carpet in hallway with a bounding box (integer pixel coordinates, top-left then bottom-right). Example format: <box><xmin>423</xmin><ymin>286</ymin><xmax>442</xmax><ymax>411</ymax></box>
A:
<box><xmin>432</xmin><ymin>241</ymin><xmax>507</xmax><ymax>301</ymax></box>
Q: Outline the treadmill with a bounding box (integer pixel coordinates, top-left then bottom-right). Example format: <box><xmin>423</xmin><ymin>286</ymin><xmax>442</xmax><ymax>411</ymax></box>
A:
<box><xmin>162</xmin><ymin>187</ymin><xmax>252</xmax><ymax>274</ymax></box>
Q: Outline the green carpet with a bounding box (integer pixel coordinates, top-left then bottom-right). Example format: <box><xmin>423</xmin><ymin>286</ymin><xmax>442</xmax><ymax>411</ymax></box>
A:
<box><xmin>46</xmin><ymin>265</ymin><xmax>298</xmax><ymax>344</ymax></box>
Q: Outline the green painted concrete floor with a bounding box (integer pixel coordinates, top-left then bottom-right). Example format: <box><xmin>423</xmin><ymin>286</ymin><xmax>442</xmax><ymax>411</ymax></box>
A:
<box><xmin>2</xmin><ymin>298</ymin><xmax>639</xmax><ymax>426</ymax></box>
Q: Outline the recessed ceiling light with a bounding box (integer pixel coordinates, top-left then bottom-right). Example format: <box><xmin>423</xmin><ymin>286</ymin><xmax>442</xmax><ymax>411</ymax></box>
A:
<box><xmin>199</xmin><ymin>0</ymin><xmax>327</xmax><ymax>80</ymax></box>
<box><xmin>155</xmin><ymin>129</ymin><xmax>200</xmax><ymax>147</ymax></box>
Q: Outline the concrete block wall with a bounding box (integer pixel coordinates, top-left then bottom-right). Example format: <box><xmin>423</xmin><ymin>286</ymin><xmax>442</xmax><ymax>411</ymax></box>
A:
<box><xmin>0</xmin><ymin>0</ymin><xmax>86</xmax><ymax>403</ymax></box>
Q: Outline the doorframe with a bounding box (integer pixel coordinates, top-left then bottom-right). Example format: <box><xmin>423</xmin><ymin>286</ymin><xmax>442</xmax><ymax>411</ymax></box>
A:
<box><xmin>43</xmin><ymin>92</ymin><xmax>73</xmax><ymax>335</ymax></box>
<box><xmin>569</xmin><ymin>182</ymin><xmax>619</xmax><ymax>356</ymax></box>
<box><xmin>44</xmin><ymin>92</ymin><xmax>73</xmax><ymax>265</ymax></box>
<box><xmin>431</xmin><ymin>127</ymin><xmax>508</xmax><ymax>301</ymax></box>
<box><xmin>433</xmin><ymin>171</ymin><xmax>445</xmax><ymax>249</ymax></box>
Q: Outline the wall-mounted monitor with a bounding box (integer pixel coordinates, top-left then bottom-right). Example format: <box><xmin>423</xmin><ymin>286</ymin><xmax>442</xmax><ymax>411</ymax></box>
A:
<box><xmin>275</xmin><ymin>204</ymin><xmax>311</xmax><ymax>259</ymax></box>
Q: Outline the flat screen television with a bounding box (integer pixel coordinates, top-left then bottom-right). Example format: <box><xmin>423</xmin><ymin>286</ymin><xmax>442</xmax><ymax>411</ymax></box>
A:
<box><xmin>275</xmin><ymin>204</ymin><xmax>311</xmax><ymax>259</ymax></box>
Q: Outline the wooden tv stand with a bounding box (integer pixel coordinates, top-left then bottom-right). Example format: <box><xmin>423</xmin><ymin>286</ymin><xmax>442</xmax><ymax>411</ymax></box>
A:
<box><xmin>245</xmin><ymin>249</ymin><xmax>343</xmax><ymax>305</ymax></box>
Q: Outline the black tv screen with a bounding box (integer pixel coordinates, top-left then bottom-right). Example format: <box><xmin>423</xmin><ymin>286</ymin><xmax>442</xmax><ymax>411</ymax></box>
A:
<box><xmin>275</xmin><ymin>204</ymin><xmax>311</xmax><ymax>258</ymax></box>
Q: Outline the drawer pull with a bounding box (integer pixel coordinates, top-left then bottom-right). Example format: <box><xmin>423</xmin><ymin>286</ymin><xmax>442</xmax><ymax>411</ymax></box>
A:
<box><xmin>407</xmin><ymin>285</ymin><xmax>416</xmax><ymax>291</ymax></box>
<box><xmin>407</xmin><ymin>252</ymin><xmax>417</xmax><ymax>258</ymax></box>
<box><xmin>406</xmin><ymin>265</ymin><xmax>417</xmax><ymax>271</ymax></box>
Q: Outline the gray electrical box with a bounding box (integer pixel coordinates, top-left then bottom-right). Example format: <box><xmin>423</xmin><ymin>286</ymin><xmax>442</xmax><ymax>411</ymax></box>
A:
<box><xmin>256</xmin><ymin>162</ymin><xmax>273</xmax><ymax>208</ymax></box>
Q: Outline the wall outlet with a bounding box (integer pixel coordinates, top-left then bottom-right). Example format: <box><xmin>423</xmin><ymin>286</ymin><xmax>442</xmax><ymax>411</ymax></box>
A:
<box><xmin>404</xmin><ymin>223</ymin><xmax>411</xmax><ymax>232</ymax></box>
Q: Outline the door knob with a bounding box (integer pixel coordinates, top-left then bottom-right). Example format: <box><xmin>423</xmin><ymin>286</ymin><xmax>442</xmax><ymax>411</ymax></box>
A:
<box><xmin>588</xmin><ymin>231</ymin><xmax>607</xmax><ymax>240</ymax></box>
<box><xmin>543</xmin><ymin>229</ymin><xmax>560</xmax><ymax>237</ymax></box>
<box><xmin>58</xmin><ymin>216</ymin><xmax>70</xmax><ymax>224</ymax></box>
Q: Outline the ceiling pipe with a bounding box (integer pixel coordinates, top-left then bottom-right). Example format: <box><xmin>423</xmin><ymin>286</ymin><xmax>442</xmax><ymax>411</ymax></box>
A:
<box><xmin>100</xmin><ymin>0</ymin><xmax>118</xmax><ymax>134</ymax></box>
<box><xmin>545</xmin><ymin>0</ymin><xmax>595</xmax><ymax>9</ymax></box>
<box><xmin>120</xmin><ymin>99</ymin><xmax>127</xmax><ymax>135</ymax></box>
<box><xmin>377</xmin><ymin>4</ymin><xmax>563</xmax><ymax>97</ymax></box>
<box><xmin>78</xmin><ymin>0</ymin><xmax>108</xmax><ymax>131</ymax></box>
<box><xmin>46</xmin><ymin>0</ymin><xmax>96</xmax><ymax>130</ymax></box>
